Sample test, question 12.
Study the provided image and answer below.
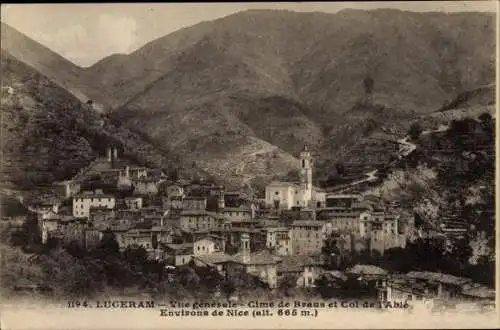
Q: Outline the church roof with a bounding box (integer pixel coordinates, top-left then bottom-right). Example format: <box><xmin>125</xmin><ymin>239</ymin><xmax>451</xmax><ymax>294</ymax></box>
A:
<box><xmin>313</xmin><ymin>186</ymin><xmax>325</xmax><ymax>193</ymax></box>
<box><xmin>267</xmin><ymin>181</ymin><xmax>300</xmax><ymax>188</ymax></box>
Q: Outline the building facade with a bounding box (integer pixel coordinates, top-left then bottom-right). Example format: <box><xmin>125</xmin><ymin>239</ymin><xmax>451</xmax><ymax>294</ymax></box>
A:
<box><xmin>290</xmin><ymin>221</ymin><xmax>327</xmax><ymax>255</ymax></box>
<box><xmin>265</xmin><ymin>146</ymin><xmax>325</xmax><ymax>210</ymax></box>
<box><xmin>72</xmin><ymin>190</ymin><xmax>116</xmax><ymax>218</ymax></box>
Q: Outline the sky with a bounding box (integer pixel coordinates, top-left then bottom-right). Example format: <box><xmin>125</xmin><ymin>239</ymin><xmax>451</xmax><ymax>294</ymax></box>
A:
<box><xmin>1</xmin><ymin>1</ymin><xmax>497</xmax><ymax>67</ymax></box>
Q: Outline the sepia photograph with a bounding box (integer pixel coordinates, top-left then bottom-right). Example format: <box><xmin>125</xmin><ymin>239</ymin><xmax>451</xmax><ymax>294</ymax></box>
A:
<box><xmin>0</xmin><ymin>1</ymin><xmax>498</xmax><ymax>329</ymax></box>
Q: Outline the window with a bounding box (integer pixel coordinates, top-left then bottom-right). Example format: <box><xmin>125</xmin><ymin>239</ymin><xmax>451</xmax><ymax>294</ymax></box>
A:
<box><xmin>275</xmin><ymin>191</ymin><xmax>279</xmax><ymax>195</ymax></box>
<box><xmin>302</xmin><ymin>159</ymin><xmax>305</xmax><ymax>168</ymax></box>
<box><xmin>407</xmin><ymin>295</ymin><xmax>413</xmax><ymax>301</ymax></box>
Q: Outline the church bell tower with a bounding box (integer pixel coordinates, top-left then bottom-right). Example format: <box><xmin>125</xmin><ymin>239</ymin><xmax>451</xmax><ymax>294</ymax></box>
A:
<box><xmin>299</xmin><ymin>145</ymin><xmax>313</xmax><ymax>207</ymax></box>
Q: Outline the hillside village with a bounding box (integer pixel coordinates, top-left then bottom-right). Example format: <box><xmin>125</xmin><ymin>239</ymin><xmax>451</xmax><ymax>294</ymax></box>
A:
<box><xmin>2</xmin><ymin>131</ymin><xmax>494</xmax><ymax>310</ymax></box>
<box><xmin>0</xmin><ymin>7</ymin><xmax>496</xmax><ymax>315</ymax></box>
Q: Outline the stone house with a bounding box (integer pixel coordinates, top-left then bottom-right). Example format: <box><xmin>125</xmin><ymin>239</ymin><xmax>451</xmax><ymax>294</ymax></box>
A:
<box><xmin>277</xmin><ymin>255</ymin><xmax>324</xmax><ymax>288</ymax></box>
<box><xmin>290</xmin><ymin>220</ymin><xmax>327</xmax><ymax>255</ymax></box>
<box><xmin>224</xmin><ymin>233</ymin><xmax>282</xmax><ymax>288</ymax></box>
<box><xmin>263</xmin><ymin>226</ymin><xmax>292</xmax><ymax>256</ymax></box>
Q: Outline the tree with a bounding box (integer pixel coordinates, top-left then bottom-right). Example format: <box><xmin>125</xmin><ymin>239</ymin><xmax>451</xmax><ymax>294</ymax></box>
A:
<box><xmin>92</xmin><ymin>229</ymin><xmax>120</xmax><ymax>259</ymax></box>
<box><xmin>322</xmin><ymin>234</ymin><xmax>341</xmax><ymax>269</ymax></box>
<box><xmin>478</xmin><ymin>112</ymin><xmax>493</xmax><ymax>132</ymax></box>
<box><xmin>221</xmin><ymin>278</ymin><xmax>236</xmax><ymax>300</ymax></box>
<box><xmin>315</xmin><ymin>273</ymin><xmax>347</xmax><ymax>299</ymax></box>
<box><xmin>278</xmin><ymin>274</ymin><xmax>298</xmax><ymax>297</ymax></box>
<box><xmin>64</xmin><ymin>240</ymin><xmax>88</xmax><ymax>259</ymax></box>
<box><xmin>363</xmin><ymin>76</ymin><xmax>375</xmax><ymax>96</ymax></box>
<box><xmin>380</xmin><ymin>247</ymin><xmax>413</xmax><ymax>273</ymax></box>
<box><xmin>335</xmin><ymin>163</ymin><xmax>346</xmax><ymax>177</ymax></box>
<box><xmin>444</xmin><ymin>237</ymin><xmax>472</xmax><ymax>269</ymax></box>
<box><xmin>9</xmin><ymin>214</ymin><xmax>42</xmax><ymax>252</ymax></box>
<box><xmin>123</xmin><ymin>245</ymin><xmax>149</xmax><ymax>271</ymax></box>
<box><xmin>177</xmin><ymin>265</ymin><xmax>200</xmax><ymax>288</ymax></box>
<box><xmin>408</xmin><ymin>123</ymin><xmax>423</xmax><ymax>140</ymax></box>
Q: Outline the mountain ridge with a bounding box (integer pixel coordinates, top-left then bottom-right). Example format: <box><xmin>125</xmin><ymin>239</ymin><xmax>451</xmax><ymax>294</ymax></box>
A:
<box><xmin>1</xmin><ymin>9</ymin><xmax>495</xmax><ymax>188</ymax></box>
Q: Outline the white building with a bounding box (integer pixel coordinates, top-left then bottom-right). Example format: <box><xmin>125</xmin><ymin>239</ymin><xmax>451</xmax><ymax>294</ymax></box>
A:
<box><xmin>265</xmin><ymin>146</ymin><xmax>325</xmax><ymax>210</ymax></box>
<box><xmin>72</xmin><ymin>190</ymin><xmax>116</xmax><ymax>218</ymax></box>
<box><xmin>193</xmin><ymin>237</ymin><xmax>220</xmax><ymax>256</ymax></box>
<box><xmin>124</xmin><ymin>197</ymin><xmax>143</xmax><ymax>210</ymax></box>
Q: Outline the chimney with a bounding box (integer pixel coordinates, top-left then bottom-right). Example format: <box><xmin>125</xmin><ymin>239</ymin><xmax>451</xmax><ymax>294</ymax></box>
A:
<box><xmin>106</xmin><ymin>147</ymin><xmax>112</xmax><ymax>162</ymax></box>
<box><xmin>240</xmin><ymin>232</ymin><xmax>251</xmax><ymax>263</ymax></box>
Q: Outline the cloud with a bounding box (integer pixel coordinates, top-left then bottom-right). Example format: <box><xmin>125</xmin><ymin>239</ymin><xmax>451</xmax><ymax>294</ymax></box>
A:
<box><xmin>97</xmin><ymin>13</ymin><xmax>137</xmax><ymax>54</ymax></box>
<box><xmin>32</xmin><ymin>13</ymin><xmax>138</xmax><ymax>67</ymax></box>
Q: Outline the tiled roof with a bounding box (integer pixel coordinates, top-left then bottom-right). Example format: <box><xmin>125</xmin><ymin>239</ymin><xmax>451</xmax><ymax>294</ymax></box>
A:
<box><xmin>195</xmin><ymin>237</ymin><xmax>217</xmax><ymax>243</ymax></box>
<box><xmin>227</xmin><ymin>228</ymin><xmax>262</xmax><ymax>233</ymax></box>
<box><xmin>347</xmin><ymin>264</ymin><xmax>388</xmax><ymax>276</ymax></box>
<box><xmin>461</xmin><ymin>285</ymin><xmax>495</xmax><ymax>299</ymax></box>
<box><xmin>109</xmin><ymin>224</ymin><xmax>133</xmax><ymax>232</ymax></box>
<box><xmin>222</xmin><ymin>207</ymin><xmax>251</xmax><ymax>212</ymax></box>
<box><xmin>165</xmin><ymin>243</ymin><xmax>193</xmax><ymax>254</ymax></box>
<box><xmin>313</xmin><ymin>186</ymin><xmax>325</xmax><ymax>193</ymax></box>
<box><xmin>165</xmin><ymin>243</ymin><xmax>193</xmax><ymax>250</ymax></box>
<box><xmin>75</xmin><ymin>190</ymin><xmax>114</xmax><ymax>199</ymax></box>
<box><xmin>181</xmin><ymin>210</ymin><xmax>211</xmax><ymax>216</ymax></box>
<box><xmin>277</xmin><ymin>255</ymin><xmax>320</xmax><ymax>273</ymax></box>
<box><xmin>321</xmin><ymin>270</ymin><xmax>348</xmax><ymax>282</ymax></box>
<box><xmin>151</xmin><ymin>225</ymin><xmax>171</xmax><ymax>232</ymax></box>
<box><xmin>230</xmin><ymin>250</ymin><xmax>281</xmax><ymax>265</ymax></box>
<box><xmin>267</xmin><ymin>181</ymin><xmax>300</xmax><ymax>188</ymax></box>
<box><xmin>406</xmin><ymin>271</ymin><xmax>472</xmax><ymax>286</ymax></box>
<box><xmin>194</xmin><ymin>252</ymin><xmax>232</xmax><ymax>265</ymax></box>
<box><xmin>291</xmin><ymin>221</ymin><xmax>325</xmax><ymax>227</ymax></box>
<box><xmin>263</xmin><ymin>227</ymin><xmax>289</xmax><ymax>232</ymax></box>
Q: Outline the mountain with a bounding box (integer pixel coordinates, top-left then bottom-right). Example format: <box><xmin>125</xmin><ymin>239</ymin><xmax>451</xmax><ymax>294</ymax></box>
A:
<box><xmin>93</xmin><ymin>9</ymin><xmax>494</xmax><ymax>185</ymax></box>
<box><xmin>2</xmin><ymin>9</ymin><xmax>495</xmax><ymax>189</ymax></box>
<box><xmin>0</xmin><ymin>50</ymin><xmax>204</xmax><ymax>193</ymax></box>
<box><xmin>0</xmin><ymin>23</ymin><xmax>106</xmax><ymax>110</ymax></box>
<box><xmin>0</xmin><ymin>50</ymin><xmax>98</xmax><ymax>189</ymax></box>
